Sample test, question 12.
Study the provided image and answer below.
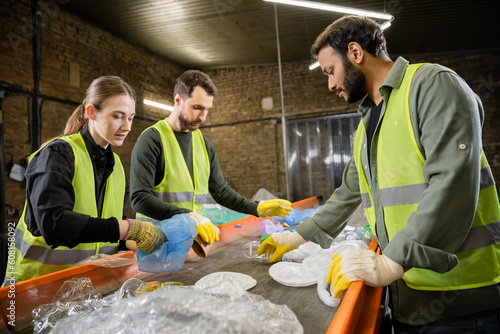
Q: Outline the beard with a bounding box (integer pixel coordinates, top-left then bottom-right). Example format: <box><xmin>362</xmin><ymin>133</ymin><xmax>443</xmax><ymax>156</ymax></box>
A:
<box><xmin>338</xmin><ymin>56</ymin><xmax>367</xmax><ymax>104</ymax></box>
<box><xmin>178</xmin><ymin>112</ymin><xmax>194</xmax><ymax>131</ymax></box>
<box><xmin>177</xmin><ymin>105</ymin><xmax>201</xmax><ymax>131</ymax></box>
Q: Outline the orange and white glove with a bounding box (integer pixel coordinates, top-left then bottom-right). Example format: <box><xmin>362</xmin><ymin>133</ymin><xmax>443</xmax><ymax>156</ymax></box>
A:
<box><xmin>257</xmin><ymin>199</ymin><xmax>292</xmax><ymax>218</ymax></box>
<box><xmin>327</xmin><ymin>249</ymin><xmax>404</xmax><ymax>299</ymax></box>
<box><xmin>256</xmin><ymin>231</ymin><xmax>306</xmax><ymax>262</ymax></box>
<box><xmin>188</xmin><ymin>212</ymin><xmax>220</xmax><ymax>245</ymax></box>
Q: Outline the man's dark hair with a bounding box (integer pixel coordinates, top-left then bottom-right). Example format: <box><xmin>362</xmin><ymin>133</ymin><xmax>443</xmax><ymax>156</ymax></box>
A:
<box><xmin>311</xmin><ymin>15</ymin><xmax>388</xmax><ymax>59</ymax></box>
<box><xmin>173</xmin><ymin>70</ymin><xmax>218</xmax><ymax>99</ymax></box>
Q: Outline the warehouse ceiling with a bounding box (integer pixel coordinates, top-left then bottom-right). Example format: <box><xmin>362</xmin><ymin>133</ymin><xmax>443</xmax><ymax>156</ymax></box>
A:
<box><xmin>62</xmin><ymin>0</ymin><xmax>500</xmax><ymax>69</ymax></box>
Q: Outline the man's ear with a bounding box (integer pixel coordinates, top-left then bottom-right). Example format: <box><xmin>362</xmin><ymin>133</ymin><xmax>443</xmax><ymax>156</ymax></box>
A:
<box><xmin>85</xmin><ymin>104</ymin><xmax>96</xmax><ymax>121</ymax></box>
<box><xmin>347</xmin><ymin>42</ymin><xmax>364</xmax><ymax>64</ymax></box>
<box><xmin>174</xmin><ymin>93</ymin><xmax>183</xmax><ymax>106</ymax></box>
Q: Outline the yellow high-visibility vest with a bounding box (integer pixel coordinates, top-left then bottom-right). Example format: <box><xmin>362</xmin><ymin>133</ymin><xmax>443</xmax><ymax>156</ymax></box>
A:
<box><xmin>11</xmin><ymin>132</ymin><xmax>124</xmax><ymax>283</ymax></box>
<box><xmin>353</xmin><ymin>63</ymin><xmax>500</xmax><ymax>290</ymax></box>
<box><xmin>136</xmin><ymin>119</ymin><xmax>210</xmax><ymax>222</ymax></box>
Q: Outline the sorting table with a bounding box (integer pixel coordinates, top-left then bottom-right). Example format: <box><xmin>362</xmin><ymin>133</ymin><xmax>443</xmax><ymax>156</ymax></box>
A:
<box><xmin>0</xmin><ymin>197</ymin><xmax>383</xmax><ymax>334</ymax></box>
<box><xmin>147</xmin><ymin>232</ymin><xmax>335</xmax><ymax>334</ymax></box>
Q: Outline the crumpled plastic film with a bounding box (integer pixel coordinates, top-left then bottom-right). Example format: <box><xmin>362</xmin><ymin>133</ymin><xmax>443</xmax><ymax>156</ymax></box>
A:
<box><xmin>272</xmin><ymin>240</ymin><xmax>368</xmax><ymax>307</ymax></box>
<box><xmin>73</xmin><ymin>252</ymin><xmax>136</xmax><ymax>268</ymax></box>
<box><xmin>52</xmin><ymin>284</ymin><xmax>303</xmax><ymax>333</ymax></box>
<box><xmin>32</xmin><ymin>277</ymin><xmax>146</xmax><ymax>334</ymax></box>
<box><xmin>258</xmin><ymin>218</ymin><xmax>284</xmax><ymax>235</ymax></box>
<box><xmin>317</xmin><ymin>269</ymin><xmax>341</xmax><ymax>308</ymax></box>
<box><xmin>137</xmin><ymin>213</ymin><xmax>198</xmax><ymax>273</ymax></box>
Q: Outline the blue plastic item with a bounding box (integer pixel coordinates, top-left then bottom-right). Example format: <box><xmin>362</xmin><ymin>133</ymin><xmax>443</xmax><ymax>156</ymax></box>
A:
<box><xmin>274</xmin><ymin>206</ymin><xmax>322</xmax><ymax>226</ymax></box>
<box><xmin>137</xmin><ymin>213</ymin><xmax>197</xmax><ymax>273</ymax></box>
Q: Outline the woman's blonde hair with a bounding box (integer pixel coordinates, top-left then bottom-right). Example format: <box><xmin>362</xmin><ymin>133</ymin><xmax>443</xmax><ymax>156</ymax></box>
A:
<box><xmin>63</xmin><ymin>76</ymin><xmax>135</xmax><ymax>136</ymax></box>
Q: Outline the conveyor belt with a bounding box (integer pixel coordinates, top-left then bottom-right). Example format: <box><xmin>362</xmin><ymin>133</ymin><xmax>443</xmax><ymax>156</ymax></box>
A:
<box><xmin>147</xmin><ymin>231</ymin><xmax>336</xmax><ymax>334</ymax></box>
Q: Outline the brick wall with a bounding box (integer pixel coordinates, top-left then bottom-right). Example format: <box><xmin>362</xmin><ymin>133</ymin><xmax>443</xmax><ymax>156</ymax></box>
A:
<box><xmin>2</xmin><ymin>0</ymin><xmax>499</xmax><ymax>225</ymax></box>
<box><xmin>1</xmin><ymin>0</ymin><xmax>184</xmax><ymax>220</ymax></box>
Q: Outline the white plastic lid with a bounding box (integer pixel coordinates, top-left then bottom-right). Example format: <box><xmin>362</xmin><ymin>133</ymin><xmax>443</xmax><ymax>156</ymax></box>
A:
<box><xmin>268</xmin><ymin>262</ymin><xmax>318</xmax><ymax>287</ymax></box>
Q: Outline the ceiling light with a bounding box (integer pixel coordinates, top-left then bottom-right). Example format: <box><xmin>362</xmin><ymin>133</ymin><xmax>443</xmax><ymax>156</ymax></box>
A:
<box><xmin>308</xmin><ymin>18</ymin><xmax>393</xmax><ymax>70</ymax></box>
<box><xmin>380</xmin><ymin>21</ymin><xmax>391</xmax><ymax>30</ymax></box>
<box><xmin>264</xmin><ymin>0</ymin><xmax>393</xmax><ymax>20</ymax></box>
<box><xmin>144</xmin><ymin>99</ymin><xmax>174</xmax><ymax>111</ymax></box>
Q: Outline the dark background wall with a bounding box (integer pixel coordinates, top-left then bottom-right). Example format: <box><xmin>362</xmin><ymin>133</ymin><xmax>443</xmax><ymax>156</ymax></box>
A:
<box><xmin>2</xmin><ymin>0</ymin><xmax>499</xmax><ymax>223</ymax></box>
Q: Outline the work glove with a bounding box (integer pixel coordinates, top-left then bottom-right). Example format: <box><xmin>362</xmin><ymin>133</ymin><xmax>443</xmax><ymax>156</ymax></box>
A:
<box><xmin>257</xmin><ymin>199</ymin><xmax>292</xmax><ymax>217</ymax></box>
<box><xmin>256</xmin><ymin>231</ymin><xmax>306</xmax><ymax>262</ymax></box>
<box><xmin>124</xmin><ymin>219</ymin><xmax>167</xmax><ymax>254</ymax></box>
<box><xmin>327</xmin><ymin>249</ymin><xmax>404</xmax><ymax>299</ymax></box>
<box><xmin>189</xmin><ymin>212</ymin><xmax>220</xmax><ymax>245</ymax></box>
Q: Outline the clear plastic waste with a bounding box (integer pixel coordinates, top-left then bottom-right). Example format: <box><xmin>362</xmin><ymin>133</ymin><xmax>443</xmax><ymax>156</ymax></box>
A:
<box><xmin>242</xmin><ymin>240</ymin><xmax>272</xmax><ymax>263</ymax></box>
<box><xmin>317</xmin><ymin>269</ymin><xmax>341</xmax><ymax>308</ymax></box>
<box><xmin>32</xmin><ymin>277</ymin><xmax>146</xmax><ymax>334</ymax></box>
<box><xmin>73</xmin><ymin>252</ymin><xmax>136</xmax><ymax>268</ymax></box>
<box><xmin>51</xmin><ymin>278</ymin><xmax>303</xmax><ymax>333</ymax></box>
<box><xmin>276</xmin><ymin>240</ymin><xmax>368</xmax><ymax>307</ymax></box>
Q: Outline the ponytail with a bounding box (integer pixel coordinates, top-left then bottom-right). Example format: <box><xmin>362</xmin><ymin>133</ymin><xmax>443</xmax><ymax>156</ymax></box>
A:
<box><xmin>64</xmin><ymin>102</ymin><xmax>88</xmax><ymax>136</ymax></box>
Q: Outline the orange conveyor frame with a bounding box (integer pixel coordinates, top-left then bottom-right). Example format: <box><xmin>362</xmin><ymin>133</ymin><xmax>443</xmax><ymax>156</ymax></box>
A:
<box><xmin>0</xmin><ymin>197</ymin><xmax>383</xmax><ymax>333</ymax></box>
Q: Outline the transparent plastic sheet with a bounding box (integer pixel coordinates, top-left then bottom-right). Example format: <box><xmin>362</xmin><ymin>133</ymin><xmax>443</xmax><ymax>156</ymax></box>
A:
<box><xmin>274</xmin><ymin>206</ymin><xmax>322</xmax><ymax>226</ymax></box>
<box><xmin>51</xmin><ymin>275</ymin><xmax>303</xmax><ymax>334</ymax></box>
<box><xmin>32</xmin><ymin>277</ymin><xmax>147</xmax><ymax>334</ymax></box>
<box><xmin>137</xmin><ymin>213</ymin><xmax>197</xmax><ymax>273</ymax></box>
<box><xmin>73</xmin><ymin>252</ymin><xmax>136</xmax><ymax>268</ymax></box>
<box><xmin>203</xmin><ymin>204</ymin><xmax>250</xmax><ymax>226</ymax></box>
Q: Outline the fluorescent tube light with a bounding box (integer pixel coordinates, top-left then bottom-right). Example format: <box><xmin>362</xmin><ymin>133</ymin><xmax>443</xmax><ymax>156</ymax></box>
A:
<box><xmin>264</xmin><ymin>0</ymin><xmax>393</xmax><ymax>20</ymax></box>
<box><xmin>144</xmin><ymin>99</ymin><xmax>174</xmax><ymax>111</ymax></box>
<box><xmin>380</xmin><ymin>21</ymin><xmax>392</xmax><ymax>30</ymax></box>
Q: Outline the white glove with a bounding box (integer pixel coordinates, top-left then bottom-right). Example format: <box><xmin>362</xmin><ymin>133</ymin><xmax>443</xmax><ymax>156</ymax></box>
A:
<box><xmin>188</xmin><ymin>212</ymin><xmax>220</xmax><ymax>245</ymax></box>
<box><xmin>338</xmin><ymin>249</ymin><xmax>404</xmax><ymax>287</ymax></box>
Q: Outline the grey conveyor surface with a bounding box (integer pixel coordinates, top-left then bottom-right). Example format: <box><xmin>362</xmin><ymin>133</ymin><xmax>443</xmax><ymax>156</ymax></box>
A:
<box><xmin>145</xmin><ymin>232</ymin><xmax>338</xmax><ymax>334</ymax></box>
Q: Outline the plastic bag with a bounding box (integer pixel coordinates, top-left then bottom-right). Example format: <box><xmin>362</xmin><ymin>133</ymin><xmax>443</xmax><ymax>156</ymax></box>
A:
<box><xmin>258</xmin><ymin>218</ymin><xmax>284</xmax><ymax>235</ymax></box>
<box><xmin>137</xmin><ymin>213</ymin><xmax>197</xmax><ymax>273</ymax></box>
<box><xmin>52</xmin><ymin>283</ymin><xmax>303</xmax><ymax>334</ymax></box>
<box><xmin>317</xmin><ymin>269</ymin><xmax>341</xmax><ymax>308</ymax></box>
<box><xmin>274</xmin><ymin>206</ymin><xmax>322</xmax><ymax>226</ymax></box>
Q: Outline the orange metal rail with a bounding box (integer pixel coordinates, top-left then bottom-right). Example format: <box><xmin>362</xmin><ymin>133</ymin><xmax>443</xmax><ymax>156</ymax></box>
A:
<box><xmin>326</xmin><ymin>238</ymin><xmax>384</xmax><ymax>334</ymax></box>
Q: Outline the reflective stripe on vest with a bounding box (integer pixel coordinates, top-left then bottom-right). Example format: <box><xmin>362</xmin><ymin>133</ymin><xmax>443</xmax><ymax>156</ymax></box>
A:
<box><xmin>10</xmin><ymin>133</ymin><xmax>124</xmax><ymax>282</ymax></box>
<box><xmin>361</xmin><ymin>166</ymin><xmax>494</xmax><ymax>209</ymax></box>
<box><xmin>136</xmin><ymin>120</ymin><xmax>210</xmax><ymax>220</ymax></box>
<box><xmin>353</xmin><ymin>63</ymin><xmax>500</xmax><ymax>291</ymax></box>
